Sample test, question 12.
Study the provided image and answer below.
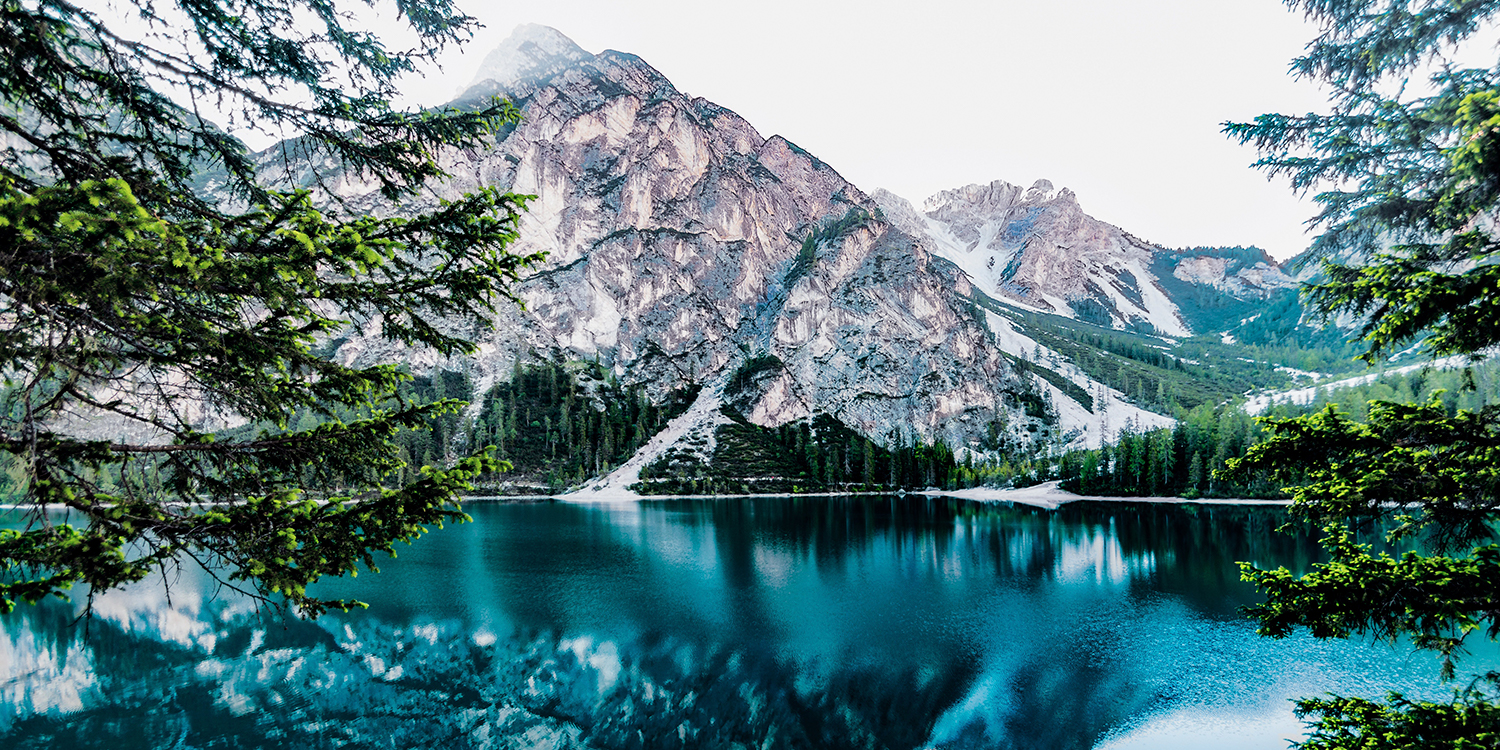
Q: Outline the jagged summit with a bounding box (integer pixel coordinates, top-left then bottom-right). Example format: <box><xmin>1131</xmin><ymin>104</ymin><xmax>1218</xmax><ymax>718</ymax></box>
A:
<box><xmin>918</xmin><ymin>179</ymin><xmax>1068</xmax><ymax>215</ymax></box>
<box><xmin>876</xmin><ymin>180</ymin><xmax>1294</xmax><ymax>337</ymax></box>
<box><xmin>463</xmin><ymin>24</ymin><xmax>592</xmax><ymax>94</ymax></box>
<box><xmin>1025</xmin><ymin>179</ymin><xmax>1057</xmax><ymax>202</ymax></box>
<box><xmin>253</xmin><ymin>24</ymin><xmax>1197</xmax><ymax>462</ymax></box>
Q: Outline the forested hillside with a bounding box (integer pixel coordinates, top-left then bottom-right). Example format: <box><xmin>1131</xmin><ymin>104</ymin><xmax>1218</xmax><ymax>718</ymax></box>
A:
<box><xmin>465</xmin><ymin>359</ymin><xmax>698</xmax><ymax>492</ymax></box>
<box><xmin>1056</xmin><ymin>360</ymin><xmax>1500</xmax><ymax>498</ymax></box>
<box><xmin>975</xmin><ymin>293</ymin><xmax>1370</xmax><ymax>418</ymax></box>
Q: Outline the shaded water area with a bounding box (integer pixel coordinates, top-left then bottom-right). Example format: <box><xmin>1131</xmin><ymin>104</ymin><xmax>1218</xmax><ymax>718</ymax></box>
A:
<box><xmin>3</xmin><ymin>496</ymin><xmax>1494</xmax><ymax>749</ymax></box>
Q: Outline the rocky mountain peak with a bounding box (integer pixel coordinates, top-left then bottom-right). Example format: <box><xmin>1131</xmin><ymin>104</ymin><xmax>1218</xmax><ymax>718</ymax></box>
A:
<box><xmin>923</xmin><ymin>180</ymin><xmax>1016</xmax><ymax>214</ymax></box>
<box><xmin>876</xmin><ymin>180</ymin><xmax>1190</xmax><ymax>335</ymax></box>
<box><xmin>305</xmin><ymin>32</ymin><xmax>1066</xmax><ymax>463</ymax></box>
<box><xmin>464</xmin><ymin>24</ymin><xmax>593</xmax><ymax>94</ymax></box>
<box><xmin>875</xmin><ymin>175</ymin><xmax>1303</xmax><ymax>343</ymax></box>
<box><xmin>1024</xmin><ymin>179</ymin><xmax>1056</xmax><ymax>202</ymax></box>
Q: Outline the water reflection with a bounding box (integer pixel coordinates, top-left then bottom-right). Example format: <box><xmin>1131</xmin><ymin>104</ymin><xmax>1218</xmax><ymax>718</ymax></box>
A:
<box><xmin>0</xmin><ymin>497</ymin><xmax>1485</xmax><ymax>749</ymax></box>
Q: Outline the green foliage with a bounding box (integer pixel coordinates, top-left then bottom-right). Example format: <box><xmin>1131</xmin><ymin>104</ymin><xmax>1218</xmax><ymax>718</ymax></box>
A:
<box><xmin>1242</xmin><ymin>531</ymin><xmax>1500</xmax><ymax>680</ymax></box>
<box><xmin>386</xmin><ymin>369</ymin><xmax>474</xmax><ymax>480</ymax></box>
<box><xmin>1292</xmin><ymin>359</ymin><xmax>1500</xmax><ymax>423</ymax></box>
<box><xmin>986</xmin><ymin>301</ymin><xmax>1282</xmax><ymax>412</ymax></box>
<box><xmin>635</xmin><ymin>408</ymin><xmax>1069</xmax><ymax>495</ymax></box>
<box><xmin>783</xmin><ymin>234</ymin><xmax>819</xmax><ymax>288</ymax></box>
<box><xmin>1058</xmin><ymin>405</ymin><xmax>1282</xmax><ymax>499</ymax></box>
<box><xmin>1171</xmin><ymin>245</ymin><xmax>1277</xmax><ymax>267</ymax></box>
<box><xmin>1223</xmin><ymin>1</ymin><xmax>1500</xmax><ymax>742</ymax></box>
<box><xmin>725</xmin><ymin>354</ymin><xmax>785</xmax><ymax>398</ymax></box>
<box><xmin>1225</xmin><ymin>2</ymin><xmax>1500</xmax><ymax>362</ymax></box>
<box><xmin>0</xmin><ymin>177</ymin><xmax>537</xmax><ymax>616</ymax></box>
<box><xmin>467</xmin><ymin>359</ymin><xmax>697</xmax><ymax>492</ymax></box>
<box><xmin>1006</xmin><ymin>353</ymin><xmax>1092</xmax><ymax>412</ymax></box>
<box><xmin>1231</xmin><ymin>289</ymin><xmax>1367</xmax><ymax>370</ymax></box>
<box><xmin>985</xmin><ymin>285</ymin><xmax>1374</xmax><ymax>414</ymax></box>
<box><xmin>1294</xmin><ymin>675</ymin><xmax>1500</xmax><ymax>750</ymax></box>
<box><xmin>1060</xmin><ymin>359</ymin><xmax>1500</xmax><ymax>501</ymax></box>
<box><xmin>636</xmin><ymin>412</ymin><xmax>976</xmax><ymax>494</ymax></box>
<box><xmin>1226</xmin><ymin>395</ymin><xmax>1500</xmax><ymax>674</ymax></box>
<box><xmin>782</xmin><ymin>207</ymin><xmax>872</xmax><ymax>288</ymax></box>
<box><xmin>1063</xmin><ymin>296</ymin><xmax>1112</xmax><ymax>328</ymax></box>
<box><xmin>0</xmin><ymin>0</ymin><xmax>517</xmax><ymax>206</ymax></box>
<box><xmin>0</xmin><ymin>0</ymin><xmax>542</xmax><ymax>616</ymax></box>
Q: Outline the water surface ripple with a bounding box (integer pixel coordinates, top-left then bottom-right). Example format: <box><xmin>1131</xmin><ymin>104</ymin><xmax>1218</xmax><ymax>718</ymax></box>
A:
<box><xmin>2</xmin><ymin>497</ymin><xmax>1488</xmax><ymax>749</ymax></box>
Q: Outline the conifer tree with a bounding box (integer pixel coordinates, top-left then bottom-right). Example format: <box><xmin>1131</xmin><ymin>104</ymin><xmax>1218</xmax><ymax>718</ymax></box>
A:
<box><xmin>1223</xmin><ymin>1</ymin><xmax>1500</xmax><ymax>745</ymax></box>
<box><xmin>0</xmin><ymin>0</ymin><xmax>544</xmax><ymax>616</ymax></box>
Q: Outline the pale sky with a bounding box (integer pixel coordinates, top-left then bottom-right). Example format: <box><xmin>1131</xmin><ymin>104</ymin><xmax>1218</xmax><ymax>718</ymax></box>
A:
<box><xmin>383</xmin><ymin>1</ymin><xmax>1334</xmax><ymax>259</ymax></box>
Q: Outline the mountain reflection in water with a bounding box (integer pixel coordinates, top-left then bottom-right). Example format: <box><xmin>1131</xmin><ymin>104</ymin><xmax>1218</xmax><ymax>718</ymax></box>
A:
<box><xmin>1</xmin><ymin>497</ymin><xmax>1485</xmax><ymax>749</ymax></box>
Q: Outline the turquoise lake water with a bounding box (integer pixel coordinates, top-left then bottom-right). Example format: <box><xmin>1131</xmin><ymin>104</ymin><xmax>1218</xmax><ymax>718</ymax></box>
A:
<box><xmin>2</xmin><ymin>496</ymin><xmax>1491</xmax><ymax>748</ymax></box>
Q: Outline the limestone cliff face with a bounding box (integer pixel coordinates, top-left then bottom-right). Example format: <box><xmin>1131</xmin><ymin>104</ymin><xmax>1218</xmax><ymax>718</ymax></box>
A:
<box><xmin>296</xmin><ymin>25</ymin><xmax>1032</xmax><ymax>451</ymax></box>
<box><xmin>1168</xmin><ymin>250</ymin><xmax>1295</xmax><ymax>298</ymax></box>
<box><xmin>759</xmin><ymin>222</ymin><xmax>1011</xmax><ymax>442</ymax></box>
<box><xmin>873</xmin><ymin>181</ymin><xmax>1296</xmax><ymax>336</ymax></box>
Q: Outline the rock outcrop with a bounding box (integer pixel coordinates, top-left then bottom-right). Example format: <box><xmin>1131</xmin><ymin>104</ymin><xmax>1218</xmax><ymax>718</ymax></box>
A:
<box><xmin>1166</xmin><ymin>249</ymin><xmax>1295</xmax><ymax>298</ymax></box>
<box><xmin>873</xmin><ymin>181</ymin><xmax>1191</xmax><ymax>336</ymax></box>
<box><xmin>873</xmin><ymin>181</ymin><xmax>1297</xmax><ymax>336</ymax></box>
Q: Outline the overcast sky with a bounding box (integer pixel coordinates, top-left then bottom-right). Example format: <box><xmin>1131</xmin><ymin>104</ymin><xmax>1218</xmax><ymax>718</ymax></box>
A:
<box><xmin>377</xmin><ymin>0</ymin><xmax>1330</xmax><ymax>260</ymax></box>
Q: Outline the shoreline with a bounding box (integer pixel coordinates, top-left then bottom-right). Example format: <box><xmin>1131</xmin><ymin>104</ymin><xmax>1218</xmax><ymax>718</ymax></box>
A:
<box><xmin>0</xmin><ymin>483</ymin><xmax>1290</xmax><ymax>514</ymax></box>
<box><xmin>459</xmin><ymin>481</ymin><xmax>1289</xmax><ymax>511</ymax></box>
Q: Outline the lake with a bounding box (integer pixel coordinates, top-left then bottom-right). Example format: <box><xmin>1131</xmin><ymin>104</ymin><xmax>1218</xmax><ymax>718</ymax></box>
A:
<box><xmin>1</xmin><ymin>496</ymin><xmax>1489</xmax><ymax>749</ymax></box>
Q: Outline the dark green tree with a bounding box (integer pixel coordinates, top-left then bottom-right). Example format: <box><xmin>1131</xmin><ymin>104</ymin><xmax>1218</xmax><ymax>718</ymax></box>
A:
<box><xmin>0</xmin><ymin>0</ymin><xmax>544</xmax><ymax>616</ymax></box>
<box><xmin>1223</xmin><ymin>1</ymin><xmax>1500</xmax><ymax>745</ymax></box>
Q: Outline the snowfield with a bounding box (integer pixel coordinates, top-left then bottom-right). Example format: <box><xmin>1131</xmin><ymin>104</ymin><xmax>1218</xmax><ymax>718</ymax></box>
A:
<box><xmin>1243</xmin><ymin>355</ymin><xmax>1471</xmax><ymax>414</ymax></box>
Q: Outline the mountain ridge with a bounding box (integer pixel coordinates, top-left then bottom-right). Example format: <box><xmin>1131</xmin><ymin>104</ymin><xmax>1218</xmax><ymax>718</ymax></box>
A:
<box><xmin>872</xmin><ymin>180</ymin><xmax>1299</xmax><ymax>338</ymax></box>
<box><xmin>295</xmin><ymin>25</ymin><xmax>1102</xmax><ymax>467</ymax></box>
<box><xmin>225</xmin><ymin>24</ymin><xmax>1354</xmax><ymax>493</ymax></box>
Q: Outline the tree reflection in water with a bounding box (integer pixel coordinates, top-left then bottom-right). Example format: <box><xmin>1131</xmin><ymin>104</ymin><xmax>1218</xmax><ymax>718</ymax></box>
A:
<box><xmin>0</xmin><ymin>498</ymin><xmax>1474</xmax><ymax>749</ymax></box>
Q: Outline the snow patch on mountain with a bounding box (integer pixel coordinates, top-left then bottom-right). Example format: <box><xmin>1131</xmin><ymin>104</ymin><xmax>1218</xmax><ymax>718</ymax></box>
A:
<box><xmin>1243</xmin><ymin>356</ymin><xmax>1470</xmax><ymax>414</ymax></box>
<box><xmin>872</xmin><ymin>184</ymin><xmax>1193</xmax><ymax>337</ymax></box>
<box><xmin>570</xmin><ymin>386</ymin><xmax>730</xmax><ymax>501</ymax></box>
<box><xmin>982</xmin><ymin>310</ymin><xmax>1174</xmax><ymax>448</ymax></box>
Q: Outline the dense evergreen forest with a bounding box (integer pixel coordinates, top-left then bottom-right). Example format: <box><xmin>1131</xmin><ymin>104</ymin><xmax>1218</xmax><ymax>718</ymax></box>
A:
<box><xmin>633</xmin><ymin>412</ymin><xmax>951</xmax><ymax>495</ymax></box>
<box><xmin>395</xmin><ymin>355</ymin><xmax>1072</xmax><ymax>495</ymax></box>
<box><xmin>631</xmin><ymin>406</ymin><xmax>1089</xmax><ymax>495</ymax></box>
<box><xmin>212</xmin><ymin>354</ymin><xmax>1500</xmax><ymax>499</ymax></box>
<box><xmin>973</xmin><ymin>297</ymin><xmax>1328</xmax><ymax>417</ymax></box>
<box><xmin>460</xmin><ymin>356</ymin><xmax>1053</xmax><ymax>494</ymax></box>
<box><xmin>464</xmin><ymin>359</ymin><xmax>699</xmax><ymax>492</ymax></box>
<box><xmin>1058</xmin><ymin>406</ymin><xmax>1280</xmax><ymax>498</ymax></box>
<box><xmin>11</xmin><ymin>350</ymin><xmax>1489</xmax><ymax>504</ymax></box>
<box><xmin>1058</xmin><ymin>360</ymin><xmax>1500</xmax><ymax>498</ymax></box>
<box><xmin>967</xmin><ymin>278</ymin><xmax>1373</xmax><ymax>421</ymax></box>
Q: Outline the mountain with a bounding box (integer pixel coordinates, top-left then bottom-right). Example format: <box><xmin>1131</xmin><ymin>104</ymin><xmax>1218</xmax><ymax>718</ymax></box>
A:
<box><xmin>240</xmin><ymin>25</ymin><xmax>1342</xmax><ymax>492</ymax></box>
<box><xmin>292</xmin><ymin>26</ymin><xmax>1158</xmax><ymax>467</ymax></box>
<box><xmin>871</xmin><ymin>182</ymin><xmax>1297</xmax><ymax>337</ymax></box>
<box><xmin>464</xmin><ymin>23</ymin><xmax>593</xmax><ymax>94</ymax></box>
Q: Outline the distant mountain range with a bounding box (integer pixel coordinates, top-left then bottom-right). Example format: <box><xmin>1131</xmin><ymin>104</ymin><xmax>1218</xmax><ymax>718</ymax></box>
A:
<box><xmin>873</xmin><ymin>182</ymin><xmax>1297</xmax><ymax>336</ymax></box>
<box><xmin>236</xmin><ymin>24</ymin><xmax>1360</xmax><ymax>492</ymax></box>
